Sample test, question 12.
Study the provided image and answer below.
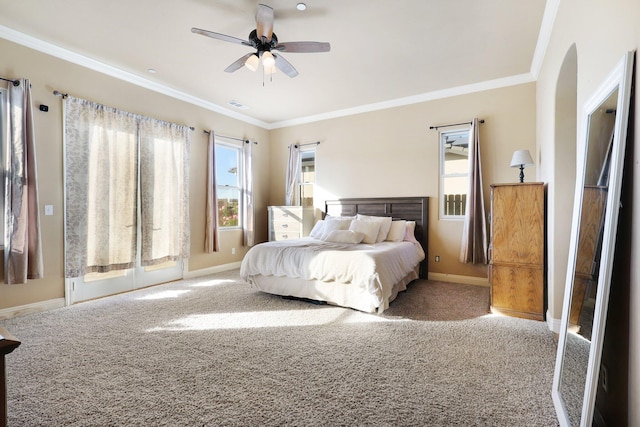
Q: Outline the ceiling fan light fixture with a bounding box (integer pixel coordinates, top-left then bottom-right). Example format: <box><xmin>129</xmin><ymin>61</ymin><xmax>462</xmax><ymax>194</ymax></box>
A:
<box><xmin>261</xmin><ymin>51</ymin><xmax>275</xmax><ymax>68</ymax></box>
<box><xmin>245</xmin><ymin>54</ymin><xmax>259</xmax><ymax>71</ymax></box>
<box><xmin>264</xmin><ymin>64</ymin><xmax>277</xmax><ymax>75</ymax></box>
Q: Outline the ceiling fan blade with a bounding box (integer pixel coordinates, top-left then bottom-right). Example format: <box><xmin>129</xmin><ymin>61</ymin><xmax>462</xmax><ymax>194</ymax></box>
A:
<box><xmin>255</xmin><ymin>4</ymin><xmax>274</xmax><ymax>42</ymax></box>
<box><xmin>224</xmin><ymin>53</ymin><xmax>255</xmax><ymax>73</ymax></box>
<box><xmin>273</xmin><ymin>53</ymin><xmax>299</xmax><ymax>78</ymax></box>
<box><xmin>274</xmin><ymin>41</ymin><xmax>331</xmax><ymax>53</ymax></box>
<box><xmin>191</xmin><ymin>27</ymin><xmax>252</xmax><ymax>47</ymax></box>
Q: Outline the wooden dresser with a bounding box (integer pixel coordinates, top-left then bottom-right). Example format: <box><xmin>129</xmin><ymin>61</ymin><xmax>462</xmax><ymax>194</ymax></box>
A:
<box><xmin>268</xmin><ymin>206</ymin><xmax>314</xmax><ymax>241</ymax></box>
<box><xmin>489</xmin><ymin>182</ymin><xmax>546</xmax><ymax>321</ymax></box>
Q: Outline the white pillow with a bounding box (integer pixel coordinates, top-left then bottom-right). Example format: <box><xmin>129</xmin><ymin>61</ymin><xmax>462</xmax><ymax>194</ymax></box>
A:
<box><xmin>322</xmin><ymin>229</ymin><xmax>365</xmax><ymax>244</ymax></box>
<box><xmin>320</xmin><ymin>218</ymin><xmax>352</xmax><ymax>240</ymax></box>
<box><xmin>309</xmin><ymin>220</ymin><xmax>325</xmax><ymax>239</ymax></box>
<box><xmin>324</xmin><ymin>214</ymin><xmax>356</xmax><ymax>221</ymax></box>
<box><xmin>349</xmin><ymin>219</ymin><xmax>381</xmax><ymax>245</ymax></box>
<box><xmin>386</xmin><ymin>220</ymin><xmax>407</xmax><ymax>242</ymax></box>
<box><xmin>356</xmin><ymin>214</ymin><xmax>393</xmax><ymax>243</ymax></box>
<box><xmin>403</xmin><ymin>221</ymin><xmax>420</xmax><ymax>244</ymax></box>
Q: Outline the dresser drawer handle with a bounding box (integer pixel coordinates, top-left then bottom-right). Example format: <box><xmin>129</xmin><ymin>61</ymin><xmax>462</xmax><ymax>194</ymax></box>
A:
<box><xmin>282</xmin><ymin>234</ymin><xmax>288</xmax><ymax>239</ymax></box>
<box><xmin>281</xmin><ymin>223</ymin><xmax>288</xmax><ymax>228</ymax></box>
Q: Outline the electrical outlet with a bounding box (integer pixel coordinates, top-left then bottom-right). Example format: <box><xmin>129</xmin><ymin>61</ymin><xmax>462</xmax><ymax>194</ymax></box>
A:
<box><xmin>435</xmin><ymin>256</ymin><xmax>440</xmax><ymax>262</ymax></box>
<box><xmin>231</xmin><ymin>248</ymin><xmax>236</xmax><ymax>255</ymax></box>
<box><xmin>601</xmin><ymin>364</ymin><xmax>609</xmax><ymax>392</ymax></box>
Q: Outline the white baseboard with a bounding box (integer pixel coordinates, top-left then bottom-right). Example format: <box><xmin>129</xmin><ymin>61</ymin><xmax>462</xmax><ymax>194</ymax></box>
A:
<box><xmin>183</xmin><ymin>261</ymin><xmax>242</xmax><ymax>279</ymax></box>
<box><xmin>428</xmin><ymin>272</ymin><xmax>489</xmax><ymax>287</ymax></box>
<box><xmin>546</xmin><ymin>310</ymin><xmax>562</xmax><ymax>333</ymax></box>
<box><xmin>0</xmin><ymin>298</ymin><xmax>66</xmax><ymax>320</ymax></box>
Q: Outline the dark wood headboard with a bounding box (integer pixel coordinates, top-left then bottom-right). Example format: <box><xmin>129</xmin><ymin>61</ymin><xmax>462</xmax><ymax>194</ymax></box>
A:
<box><xmin>324</xmin><ymin>197</ymin><xmax>429</xmax><ymax>279</ymax></box>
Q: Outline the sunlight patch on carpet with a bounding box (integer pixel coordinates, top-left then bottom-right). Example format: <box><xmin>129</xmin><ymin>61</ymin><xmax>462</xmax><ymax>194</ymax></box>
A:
<box><xmin>146</xmin><ymin>307</ymin><xmax>402</xmax><ymax>331</ymax></box>
<box><xmin>137</xmin><ymin>290</ymin><xmax>191</xmax><ymax>300</ymax></box>
<box><xmin>189</xmin><ymin>279</ymin><xmax>237</xmax><ymax>288</ymax></box>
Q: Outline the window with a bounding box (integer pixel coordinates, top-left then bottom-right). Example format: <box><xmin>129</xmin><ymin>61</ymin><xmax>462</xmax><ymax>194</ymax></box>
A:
<box><xmin>299</xmin><ymin>148</ymin><xmax>315</xmax><ymax>207</ymax></box>
<box><xmin>440</xmin><ymin>129</ymin><xmax>469</xmax><ymax>218</ymax></box>
<box><xmin>215</xmin><ymin>142</ymin><xmax>242</xmax><ymax>228</ymax></box>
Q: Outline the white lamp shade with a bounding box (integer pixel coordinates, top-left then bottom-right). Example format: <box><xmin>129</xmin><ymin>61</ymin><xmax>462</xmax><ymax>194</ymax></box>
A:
<box><xmin>510</xmin><ymin>150</ymin><xmax>534</xmax><ymax>168</ymax></box>
<box><xmin>245</xmin><ymin>54</ymin><xmax>259</xmax><ymax>71</ymax></box>
<box><xmin>262</xmin><ymin>51</ymin><xmax>275</xmax><ymax>68</ymax></box>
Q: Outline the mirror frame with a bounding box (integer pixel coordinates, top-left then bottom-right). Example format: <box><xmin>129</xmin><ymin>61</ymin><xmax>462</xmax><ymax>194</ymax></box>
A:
<box><xmin>552</xmin><ymin>51</ymin><xmax>634</xmax><ymax>426</ymax></box>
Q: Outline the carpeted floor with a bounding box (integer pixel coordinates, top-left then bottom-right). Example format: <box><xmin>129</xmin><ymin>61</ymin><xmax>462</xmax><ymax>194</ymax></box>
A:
<box><xmin>2</xmin><ymin>270</ymin><xmax>559</xmax><ymax>426</ymax></box>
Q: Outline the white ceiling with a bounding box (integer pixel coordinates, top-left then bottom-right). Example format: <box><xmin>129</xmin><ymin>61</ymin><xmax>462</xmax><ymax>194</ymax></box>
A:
<box><xmin>0</xmin><ymin>0</ymin><xmax>549</xmax><ymax>128</ymax></box>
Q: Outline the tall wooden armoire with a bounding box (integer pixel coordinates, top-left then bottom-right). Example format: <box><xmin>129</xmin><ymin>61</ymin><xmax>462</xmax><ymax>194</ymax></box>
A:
<box><xmin>489</xmin><ymin>182</ymin><xmax>546</xmax><ymax>321</ymax></box>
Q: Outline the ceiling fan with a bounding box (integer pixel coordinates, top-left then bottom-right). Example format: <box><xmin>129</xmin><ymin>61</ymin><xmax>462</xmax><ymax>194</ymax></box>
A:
<box><xmin>191</xmin><ymin>3</ymin><xmax>330</xmax><ymax>78</ymax></box>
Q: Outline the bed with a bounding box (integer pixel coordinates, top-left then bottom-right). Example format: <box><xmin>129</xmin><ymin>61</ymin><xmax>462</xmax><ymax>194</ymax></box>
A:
<box><xmin>240</xmin><ymin>197</ymin><xmax>429</xmax><ymax>313</ymax></box>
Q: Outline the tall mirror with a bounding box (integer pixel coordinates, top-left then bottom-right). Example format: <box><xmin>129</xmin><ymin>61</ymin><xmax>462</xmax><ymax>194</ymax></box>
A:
<box><xmin>552</xmin><ymin>51</ymin><xmax>634</xmax><ymax>426</ymax></box>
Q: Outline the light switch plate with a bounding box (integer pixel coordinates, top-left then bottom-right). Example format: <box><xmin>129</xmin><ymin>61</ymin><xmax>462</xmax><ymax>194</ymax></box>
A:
<box><xmin>44</xmin><ymin>205</ymin><xmax>53</xmax><ymax>216</ymax></box>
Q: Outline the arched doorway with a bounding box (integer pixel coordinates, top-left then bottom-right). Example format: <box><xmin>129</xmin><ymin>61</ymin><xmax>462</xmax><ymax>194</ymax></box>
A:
<box><xmin>550</xmin><ymin>44</ymin><xmax>578</xmax><ymax>323</ymax></box>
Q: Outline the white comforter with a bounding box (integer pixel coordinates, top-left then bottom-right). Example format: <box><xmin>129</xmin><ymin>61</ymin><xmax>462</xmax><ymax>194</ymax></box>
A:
<box><xmin>240</xmin><ymin>237</ymin><xmax>425</xmax><ymax>305</ymax></box>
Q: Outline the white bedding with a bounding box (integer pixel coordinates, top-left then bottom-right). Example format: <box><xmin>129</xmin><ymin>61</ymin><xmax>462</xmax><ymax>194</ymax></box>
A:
<box><xmin>240</xmin><ymin>237</ymin><xmax>425</xmax><ymax>312</ymax></box>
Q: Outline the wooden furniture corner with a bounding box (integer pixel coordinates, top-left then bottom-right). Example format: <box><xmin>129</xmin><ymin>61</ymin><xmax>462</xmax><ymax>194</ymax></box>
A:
<box><xmin>0</xmin><ymin>327</ymin><xmax>21</xmax><ymax>427</ymax></box>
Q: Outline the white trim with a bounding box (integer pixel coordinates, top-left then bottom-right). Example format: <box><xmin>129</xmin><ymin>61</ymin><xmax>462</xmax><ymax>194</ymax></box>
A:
<box><xmin>0</xmin><ymin>25</ymin><xmax>269</xmax><ymax>129</ymax></box>
<box><xmin>183</xmin><ymin>261</ymin><xmax>243</xmax><ymax>280</ymax></box>
<box><xmin>0</xmin><ymin>298</ymin><xmax>66</xmax><ymax>320</ymax></box>
<box><xmin>546</xmin><ymin>310</ymin><xmax>562</xmax><ymax>333</ymax></box>
<box><xmin>269</xmin><ymin>73</ymin><xmax>535</xmax><ymax>129</ymax></box>
<box><xmin>428</xmin><ymin>272</ymin><xmax>489</xmax><ymax>287</ymax></box>
<box><xmin>530</xmin><ymin>0</ymin><xmax>560</xmax><ymax>79</ymax></box>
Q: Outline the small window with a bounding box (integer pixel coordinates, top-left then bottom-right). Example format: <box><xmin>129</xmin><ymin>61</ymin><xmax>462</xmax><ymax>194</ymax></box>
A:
<box><xmin>440</xmin><ymin>129</ymin><xmax>469</xmax><ymax>219</ymax></box>
<box><xmin>299</xmin><ymin>148</ymin><xmax>315</xmax><ymax>207</ymax></box>
<box><xmin>215</xmin><ymin>142</ymin><xmax>242</xmax><ymax>228</ymax></box>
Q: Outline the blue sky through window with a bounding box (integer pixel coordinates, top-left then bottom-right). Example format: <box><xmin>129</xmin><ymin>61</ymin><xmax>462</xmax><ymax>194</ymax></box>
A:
<box><xmin>215</xmin><ymin>144</ymin><xmax>240</xmax><ymax>187</ymax></box>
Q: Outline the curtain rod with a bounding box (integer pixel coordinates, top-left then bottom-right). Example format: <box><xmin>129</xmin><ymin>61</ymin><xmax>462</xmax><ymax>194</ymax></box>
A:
<box><xmin>429</xmin><ymin>119</ymin><xmax>485</xmax><ymax>130</ymax></box>
<box><xmin>289</xmin><ymin>141</ymin><xmax>320</xmax><ymax>148</ymax></box>
<box><xmin>53</xmin><ymin>90</ymin><xmax>195</xmax><ymax>130</ymax></box>
<box><xmin>1</xmin><ymin>76</ymin><xmax>20</xmax><ymax>86</ymax></box>
<box><xmin>202</xmin><ymin>130</ymin><xmax>258</xmax><ymax>144</ymax></box>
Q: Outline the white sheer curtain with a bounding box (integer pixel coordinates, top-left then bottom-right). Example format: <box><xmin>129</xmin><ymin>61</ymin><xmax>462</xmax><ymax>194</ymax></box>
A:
<box><xmin>4</xmin><ymin>78</ymin><xmax>43</xmax><ymax>284</ymax></box>
<box><xmin>285</xmin><ymin>144</ymin><xmax>300</xmax><ymax>206</ymax></box>
<box><xmin>64</xmin><ymin>96</ymin><xmax>138</xmax><ymax>277</ymax></box>
<box><xmin>242</xmin><ymin>140</ymin><xmax>255</xmax><ymax>247</ymax></box>
<box><xmin>204</xmin><ymin>131</ymin><xmax>219</xmax><ymax>253</ymax></box>
<box><xmin>459</xmin><ymin>118</ymin><xmax>488</xmax><ymax>264</ymax></box>
<box><xmin>139</xmin><ymin>118</ymin><xmax>190</xmax><ymax>266</ymax></box>
<box><xmin>64</xmin><ymin>96</ymin><xmax>191</xmax><ymax>277</ymax></box>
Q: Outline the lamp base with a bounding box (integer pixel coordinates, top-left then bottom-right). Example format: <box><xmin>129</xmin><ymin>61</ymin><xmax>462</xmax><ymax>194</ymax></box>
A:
<box><xmin>519</xmin><ymin>166</ymin><xmax>525</xmax><ymax>183</ymax></box>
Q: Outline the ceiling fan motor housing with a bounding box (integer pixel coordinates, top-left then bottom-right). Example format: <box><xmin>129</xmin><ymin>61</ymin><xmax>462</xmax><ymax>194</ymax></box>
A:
<box><xmin>248</xmin><ymin>29</ymin><xmax>278</xmax><ymax>54</ymax></box>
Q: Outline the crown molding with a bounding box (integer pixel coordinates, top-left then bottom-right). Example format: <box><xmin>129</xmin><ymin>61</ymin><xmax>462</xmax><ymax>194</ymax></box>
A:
<box><xmin>268</xmin><ymin>73</ymin><xmax>535</xmax><ymax>129</ymax></box>
<box><xmin>530</xmin><ymin>0</ymin><xmax>560</xmax><ymax>79</ymax></box>
<box><xmin>0</xmin><ymin>24</ymin><xmax>270</xmax><ymax>129</ymax></box>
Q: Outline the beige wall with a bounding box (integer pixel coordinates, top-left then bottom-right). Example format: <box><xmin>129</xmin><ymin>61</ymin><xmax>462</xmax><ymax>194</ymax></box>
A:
<box><xmin>270</xmin><ymin>83</ymin><xmax>537</xmax><ymax>280</ymax></box>
<box><xmin>0</xmin><ymin>34</ymin><xmax>537</xmax><ymax>312</ymax></box>
<box><xmin>0</xmin><ymin>38</ymin><xmax>270</xmax><ymax>310</ymax></box>
<box><xmin>537</xmin><ymin>0</ymin><xmax>639</xmax><ymax>423</ymax></box>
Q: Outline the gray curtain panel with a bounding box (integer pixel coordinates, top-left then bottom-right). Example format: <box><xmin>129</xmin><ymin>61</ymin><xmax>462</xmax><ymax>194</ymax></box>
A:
<box><xmin>459</xmin><ymin>118</ymin><xmax>488</xmax><ymax>264</ymax></box>
<box><xmin>285</xmin><ymin>144</ymin><xmax>300</xmax><ymax>206</ymax></box>
<box><xmin>5</xmin><ymin>78</ymin><xmax>43</xmax><ymax>284</ymax></box>
<box><xmin>204</xmin><ymin>131</ymin><xmax>220</xmax><ymax>253</ymax></box>
<box><xmin>242</xmin><ymin>140</ymin><xmax>254</xmax><ymax>247</ymax></box>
